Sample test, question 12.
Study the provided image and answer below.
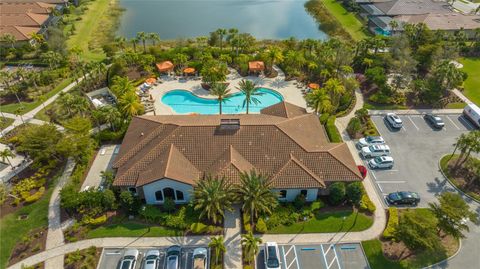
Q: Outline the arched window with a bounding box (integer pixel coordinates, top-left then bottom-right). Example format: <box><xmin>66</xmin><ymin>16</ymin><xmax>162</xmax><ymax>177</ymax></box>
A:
<box><xmin>163</xmin><ymin>187</ymin><xmax>175</xmax><ymax>200</ymax></box>
<box><xmin>155</xmin><ymin>190</ymin><xmax>163</xmax><ymax>201</ymax></box>
<box><xmin>176</xmin><ymin>190</ymin><xmax>184</xmax><ymax>201</ymax></box>
<box><xmin>279</xmin><ymin>190</ymin><xmax>287</xmax><ymax>199</ymax></box>
<box><xmin>300</xmin><ymin>190</ymin><xmax>308</xmax><ymax>197</ymax></box>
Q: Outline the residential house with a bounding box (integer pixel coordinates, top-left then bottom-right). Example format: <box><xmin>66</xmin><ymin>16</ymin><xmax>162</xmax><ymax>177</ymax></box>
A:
<box><xmin>112</xmin><ymin>102</ymin><xmax>363</xmax><ymax>205</ymax></box>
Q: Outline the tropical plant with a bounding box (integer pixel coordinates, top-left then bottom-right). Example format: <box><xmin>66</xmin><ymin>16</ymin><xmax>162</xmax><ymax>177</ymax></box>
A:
<box><xmin>148</xmin><ymin>32</ymin><xmax>160</xmax><ymax>46</ymax></box>
<box><xmin>136</xmin><ymin>32</ymin><xmax>148</xmax><ymax>53</ymax></box>
<box><xmin>0</xmin><ymin>149</ymin><xmax>15</xmax><ymax>168</ymax></box>
<box><xmin>241</xmin><ymin>231</ymin><xmax>262</xmax><ymax>264</ymax></box>
<box><xmin>192</xmin><ymin>176</ymin><xmax>235</xmax><ymax>224</ymax></box>
<box><xmin>208</xmin><ymin>236</ymin><xmax>226</xmax><ymax>265</ymax></box>
<box><xmin>306</xmin><ymin>88</ymin><xmax>333</xmax><ymax>114</ymax></box>
<box><xmin>216</xmin><ymin>28</ymin><xmax>227</xmax><ymax>50</ymax></box>
<box><xmin>236</xmin><ymin>170</ymin><xmax>278</xmax><ymax>226</ymax></box>
<box><xmin>265</xmin><ymin>46</ymin><xmax>284</xmax><ymax>71</ymax></box>
<box><xmin>433</xmin><ymin>60</ymin><xmax>465</xmax><ymax>91</ymax></box>
<box><xmin>1</xmin><ymin>33</ymin><xmax>16</xmax><ymax>48</ymax></box>
<box><xmin>118</xmin><ymin>91</ymin><xmax>143</xmax><ymax>118</ymax></box>
<box><xmin>237</xmin><ymin>80</ymin><xmax>262</xmax><ymax>114</ymax></box>
<box><xmin>210</xmin><ymin>83</ymin><xmax>231</xmax><ymax>115</ymax></box>
<box><xmin>110</xmin><ymin>76</ymin><xmax>135</xmax><ymax>96</ymax></box>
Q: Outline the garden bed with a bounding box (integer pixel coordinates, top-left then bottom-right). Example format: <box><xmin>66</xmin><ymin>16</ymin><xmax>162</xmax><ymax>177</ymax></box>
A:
<box><xmin>0</xmin><ymin>117</ymin><xmax>14</xmax><ymax>131</ymax></box>
<box><xmin>440</xmin><ymin>155</ymin><xmax>480</xmax><ymax>202</ymax></box>
<box><xmin>64</xmin><ymin>247</ymin><xmax>101</xmax><ymax>269</ymax></box>
<box><xmin>8</xmin><ymin>227</ymin><xmax>47</xmax><ymax>267</ymax></box>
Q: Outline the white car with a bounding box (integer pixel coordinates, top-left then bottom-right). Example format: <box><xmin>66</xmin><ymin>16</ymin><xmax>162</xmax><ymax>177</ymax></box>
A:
<box><xmin>356</xmin><ymin>136</ymin><xmax>385</xmax><ymax>148</ymax></box>
<box><xmin>119</xmin><ymin>249</ymin><xmax>139</xmax><ymax>269</ymax></box>
<box><xmin>385</xmin><ymin>113</ymin><xmax>403</xmax><ymax>129</ymax></box>
<box><xmin>264</xmin><ymin>242</ymin><xmax>281</xmax><ymax>269</ymax></box>
<box><xmin>368</xmin><ymin>156</ymin><xmax>394</xmax><ymax>169</ymax></box>
<box><xmin>193</xmin><ymin>247</ymin><xmax>208</xmax><ymax>269</ymax></box>
<box><xmin>142</xmin><ymin>250</ymin><xmax>160</xmax><ymax>269</ymax></box>
<box><xmin>361</xmin><ymin>145</ymin><xmax>391</xmax><ymax>158</ymax></box>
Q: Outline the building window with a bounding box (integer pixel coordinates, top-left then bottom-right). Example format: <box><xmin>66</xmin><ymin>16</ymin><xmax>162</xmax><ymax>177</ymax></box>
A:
<box><xmin>279</xmin><ymin>190</ymin><xmax>287</xmax><ymax>199</ymax></box>
<box><xmin>128</xmin><ymin>187</ymin><xmax>137</xmax><ymax>193</ymax></box>
<box><xmin>155</xmin><ymin>190</ymin><xmax>163</xmax><ymax>201</ymax></box>
<box><xmin>163</xmin><ymin>187</ymin><xmax>175</xmax><ymax>200</ymax></box>
<box><xmin>300</xmin><ymin>189</ymin><xmax>308</xmax><ymax>197</ymax></box>
<box><xmin>176</xmin><ymin>190</ymin><xmax>184</xmax><ymax>201</ymax></box>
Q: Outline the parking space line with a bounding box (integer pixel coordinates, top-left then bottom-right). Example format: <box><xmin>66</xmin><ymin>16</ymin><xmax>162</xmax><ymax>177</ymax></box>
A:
<box><xmin>446</xmin><ymin>116</ymin><xmax>460</xmax><ymax>130</ymax></box>
<box><xmin>377</xmin><ymin>183</ymin><xmax>383</xmax><ymax>193</ymax></box>
<box><xmin>281</xmin><ymin>246</ymin><xmax>287</xmax><ymax>269</ymax></box>
<box><xmin>331</xmin><ymin>245</ymin><xmax>341</xmax><ymax>269</ymax></box>
<box><xmin>459</xmin><ymin>116</ymin><xmax>475</xmax><ymax>129</ymax></box>
<box><xmin>408</xmin><ymin>116</ymin><xmax>419</xmax><ymax>130</ymax></box>
<box><xmin>370</xmin><ymin>171</ymin><xmax>377</xmax><ymax>180</ymax></box>
<box><xmin>320</xmin><ymin>245</ymin><xmax>329</xmax><ymax>269</ymax></box>
<box><xmin>293</xmin><ymin>245</ymin><xmax>300</xmax><ymax>269</ymax></box>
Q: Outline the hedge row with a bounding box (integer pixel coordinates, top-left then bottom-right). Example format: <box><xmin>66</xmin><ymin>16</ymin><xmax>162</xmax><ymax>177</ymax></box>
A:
<box><xmin>325</xmin><ymin>116</ymin><xmax>343</xmax><ymax>143</ymax></box>
<box><xmin>382</xmin><ymin>207</ymin><xmax>398</xmax><ymax>239</ymax></box>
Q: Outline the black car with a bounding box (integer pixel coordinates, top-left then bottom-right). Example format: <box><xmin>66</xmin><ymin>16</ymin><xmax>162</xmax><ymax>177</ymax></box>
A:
<box><xmin>424</xmin><ymin>113</ymin><xmax>445</xmax><ymax>129</ymax></box>
<box><xmin>386</xmin><ymin>191</ymin><xmax>420</xmax><ymax>206</ymax></box>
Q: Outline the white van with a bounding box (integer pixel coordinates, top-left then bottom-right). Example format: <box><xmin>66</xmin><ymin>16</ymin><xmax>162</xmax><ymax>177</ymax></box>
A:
<box><xmin>463</xmin><ymin>104</ymin><xmax>480</xmax><ymax>129</ymax></box>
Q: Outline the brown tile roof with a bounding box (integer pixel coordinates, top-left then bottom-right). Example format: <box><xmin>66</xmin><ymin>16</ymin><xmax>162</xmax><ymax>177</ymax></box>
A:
<box><xmin>0</xmin><ymin>25</ymin><xmax>39</xmax><ymax>41</ymax></box>
<box><xmin>112</xmin><ymin>102</ymin><xmax>362</xmax><ymax>188</ymax></box>
<box><xmin>0</xmin><ymin>12</ymin><xmax>49</xmax><ymax>27</ymax></box>
<box><xmin>0</xmin><ymin>2</ymin><xmax>56</xmax><ymax>14</ymax></box>
<box><xmin>261</xmin><ymin>101</ymin><xmax>307</xmax><ymax>118</ymax></box>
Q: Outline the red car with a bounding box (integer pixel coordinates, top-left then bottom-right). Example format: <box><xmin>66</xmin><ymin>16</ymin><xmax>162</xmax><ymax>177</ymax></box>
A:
<box><xmin>357</xmin><ymin>165</ymin><xmax>367</xmax><ymax>179</ymax></box>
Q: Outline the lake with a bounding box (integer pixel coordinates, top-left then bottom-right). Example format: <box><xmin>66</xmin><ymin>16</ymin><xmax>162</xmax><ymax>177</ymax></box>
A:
<box><xmin>117</xmin><ymin>0</ymin><xmax>328</xmax><ymax>40</ymax></box>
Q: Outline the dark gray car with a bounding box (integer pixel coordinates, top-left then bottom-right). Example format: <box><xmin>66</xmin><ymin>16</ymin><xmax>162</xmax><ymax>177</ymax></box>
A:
<box><xmin>424</xmin><ymin>113</ymin><xmax>445</xmax><ymax>129</ymax></box>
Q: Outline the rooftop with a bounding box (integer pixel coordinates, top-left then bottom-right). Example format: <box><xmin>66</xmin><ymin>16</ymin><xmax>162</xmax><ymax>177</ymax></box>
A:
<box><xmin>112</xmin><ymin>102</ymin><xmax>362</xmax><ymax>188</ymax></box>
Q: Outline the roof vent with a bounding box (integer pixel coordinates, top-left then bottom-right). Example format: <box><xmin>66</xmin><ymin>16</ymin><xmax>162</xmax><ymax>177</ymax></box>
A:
<box><xmin>140</xmin><ymin>132</ymin><xmax>144</xmax><ymax>136</ymax></box>
<box><xmin>219</xmin><ymin>119</ymin><xmax>240</xmax><ymax>130</ymax></box>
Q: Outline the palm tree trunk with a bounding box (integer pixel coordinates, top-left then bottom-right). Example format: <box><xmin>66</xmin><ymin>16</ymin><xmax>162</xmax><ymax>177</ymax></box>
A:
<box><xmin>143</xmin><ymin>41</ymin><xmax>146</xmax><ymax>53</ymax></box>
<box><xmin>246</xmin><ymin>103</ymin><xmax>249</xmax><ymax>114</ymax></box>
<box><xmin>219</xmin><ymin>102</ymin><xmax>222</xmax><ymax>115</ymax></box>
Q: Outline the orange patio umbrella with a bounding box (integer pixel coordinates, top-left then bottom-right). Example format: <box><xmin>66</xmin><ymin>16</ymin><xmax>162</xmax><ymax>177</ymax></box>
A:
<box><xmin>156</xmin><ymin>61</ymin><xmax>174</xmax><ymax>72</ymax></box>
<box><xmin>145</xmin><ymin>77</ymin><xmax>156</xmax><ymax>84</ymax></box>
<box><xmin>183</xmin><ymin>67</ymin><xmax>196</xmax><ymax>74</ymax></box>
<box><xmin>308</xmin><ymin>83</ymin><xmax>320</xmax><ymax>90</ymax></box>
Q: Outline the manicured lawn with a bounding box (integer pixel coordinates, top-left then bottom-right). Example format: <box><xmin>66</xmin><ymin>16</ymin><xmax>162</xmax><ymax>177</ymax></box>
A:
<box><xmin>362</xmin><ymin>240</ymin><xmax>404</xmax><ymax>269</ymax></box>
<box><xmin>87</xmin><ymin>222</ymin><xmax>183</xmax><ymax>238</ymax></box>
<box><xmin>363</xmin><ymin>102</ymin><xmax>409</xmax><ymax>110</ymax></box>
<box><xmin>267</xmin><ymin>210</ymin><xmax>373</xmax><ymax>234</ymax></box>
<box><xmin>0</xmin><ymin>182</ymin><xmax>54</xmax><ymax>268</ymax></box>
<box><xmin>321</xmin><ymin>0</ymin><xmax>368</xmax><ymax>41</ymax></box>
<box><xmin>459</xmin><ymin>57</ymin><xmax>480</xmax><ymax>105</ymax></box>
<box><xmin>445</xmin><ymin>102</ymin><xmax>466</xmax><ymax>109</ymax></box>
<box><xmin>66</xmin><ymin>0</ymin><xmax>111</xmax><ymax>61</ymax></box>
<box><xmin>0</xmin><ymin>78</ymin><xmax>73</xmax><ymax>114</ymax></box>
<box><xmin>0</xmin><ymin>117</ymin><xmax>14</xmax><ymax>131</ymax></box>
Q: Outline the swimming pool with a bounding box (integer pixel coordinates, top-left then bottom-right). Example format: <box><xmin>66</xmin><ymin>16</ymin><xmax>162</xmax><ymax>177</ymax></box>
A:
<box><xmin>161</xmin><ymin>88</ymin><xmax>284</xmax><ymax>114</ymax></box>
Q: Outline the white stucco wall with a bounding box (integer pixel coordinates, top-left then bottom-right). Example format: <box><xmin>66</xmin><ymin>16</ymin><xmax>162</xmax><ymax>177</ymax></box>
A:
<box><xmin>142</xmin><ymin>178</ymin><xmax>193</xmax><ymax>204</ymax></box>
<box><xmin>273</xmin><ymin>188</ymin><xmax>318</xmax><ymax>202</ymax></box>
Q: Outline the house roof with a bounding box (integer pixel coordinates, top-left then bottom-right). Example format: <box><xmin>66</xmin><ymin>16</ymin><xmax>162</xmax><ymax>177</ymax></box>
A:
<box><xmin>0</xmin><ymin>12</ymin><xmax>49</xmax><ymax>26</ymax></box>
<box><xmin>373</xmin><ymin>0</ymin><xmax>451</xmax><ymax>15</ymax></box>
<box><xmin>0</xmin><ymin>2</ymin><xmax>56</xmax><ymax>14</ymax></box>
<box><xmin>0</xmin><ymin>25</ymin><xmax>39</xmax><ymax>41</ymax></box>
<box><xmin>396</xmin><ymin>13</ymin><xmax>480</xmax><ymax>30</ymax></box>
<box><xmin>112</xmin><ymin>102</ymin><xmax>362</xmax><ymax>188</ymax></box>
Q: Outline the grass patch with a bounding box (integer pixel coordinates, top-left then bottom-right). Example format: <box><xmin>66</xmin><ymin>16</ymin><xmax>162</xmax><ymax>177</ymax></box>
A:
<box><xmin>321</xmin><ymin>0</ymin><xmax>368</xmax><ymax>41</ymax></box>
<box><xmin>0</xmin><ymin>179</ymin><xmax>55</xmax><ymax>268</ymax></box>
<box><xmin>266</xmin><ymin>210</ymin><xmax>373</xmax><ymax>234</ymax></box>
<box><xmin>459</xmin><ymin>57</ymin><xmax>480</xmax><ymax>106</ymax></box>
<box><xmin>440</xmin><ymin>154</ymin><xmax>480</xmax><ymax>202</ymax></box>
<box><xmin>0</xmin><ymin>78</ymin><xmax>73</xmax><ymax>114</ymax></box>
<box><xmin>87</xmin><ymin>222</ymin><xmax>183</xmax><ymax>238</ymax></box>
<box><xmin>445</xmin><ymin>102</ymin><xmax>466</xmax><ymax>109</ymax></box>
<box><xmin>363</xmin><ymin>102</ymin><xmax>409</xmax><ymax>110</ymax></box>
<box><xmin>362</xmin><ymin>240</ymin><xmax>404</xmax><ymax>269</ymax></box>
<box><xmin>0</xmin><ymin>117</ymin><xmax>14</xmax><ymax>131</ymax></box>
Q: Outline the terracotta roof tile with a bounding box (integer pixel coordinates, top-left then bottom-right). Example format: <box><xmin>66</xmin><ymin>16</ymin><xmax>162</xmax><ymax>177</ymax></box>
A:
<box><xmin>260</xmin><ymin>101</ymin><xmax>307</xmax><ymax>118</ymax></box>
<box><xmin>271</xmin><ymin>154</ymin><xmax>326</xmax><ymax>188</ymax></box>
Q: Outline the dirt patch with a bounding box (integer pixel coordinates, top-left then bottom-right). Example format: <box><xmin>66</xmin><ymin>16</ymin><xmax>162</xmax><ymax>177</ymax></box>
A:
<box><xmin>8</xmin><ymin>227</ymin><xmax>48</xmax><ymax>266</ymax></box>
<box><xmin>446</xmin><ymin>158</ymin><xmax>480</xmax><ymax>198</ymax></box>
<box><xmin>64</xmin><ymin>247</ymin><xmax>102</xmax><ymax>269</ymax></box>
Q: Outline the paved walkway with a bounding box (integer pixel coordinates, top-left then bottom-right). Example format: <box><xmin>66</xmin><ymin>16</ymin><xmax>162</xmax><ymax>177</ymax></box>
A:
<box><xmin>7</xmin><ymin>236</ymin><xmax>211</xmax><ymax>269</ymax></box>
<box><xmin>452</xmin><ymin>89</ymin><xmax>473</xmax><ymax>105</ymax></box>
<box><xmin>223</xmin><ymin>205</ymin><xmax>243</xmax><ymax>269</ymax></box>
<box><xmin>81</xmin><ymin>144</ymin><xmax>119</xmax><ymax>190</ymax></box>
<box><xmin>44</xmin><ymin>158</ymin><xmax>76</xmax><ymax>269</ymax></box>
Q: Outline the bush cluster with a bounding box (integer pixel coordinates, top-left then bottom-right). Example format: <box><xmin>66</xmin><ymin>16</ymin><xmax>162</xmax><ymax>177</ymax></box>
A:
<box><xmin>359</xmin><ymin>193</ymin><xmax>376</xmax><ymax>213</ymax></box>
<box><xmin>325</xmin><ymin>116</ymin><xmax>343</xmax><ymax>143</ymax></box>
<box><xmin>382</xmin><ymin>207</ymin><xmax>398</xmax><ymax>239</ymax></box>
<box><xmin>24</xmin><ymin>187</ymin><xmax>45</xmax><ymax>204</ymax></box>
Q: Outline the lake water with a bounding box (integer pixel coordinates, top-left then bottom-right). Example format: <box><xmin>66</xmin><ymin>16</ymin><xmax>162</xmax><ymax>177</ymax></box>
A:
<box><xmin>117</xmin><ymin>0</ymin><xmax>328</xmax><ymax>40</ymax></box>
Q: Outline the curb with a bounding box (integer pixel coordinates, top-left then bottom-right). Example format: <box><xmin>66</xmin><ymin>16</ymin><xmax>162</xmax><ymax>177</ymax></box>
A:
<box><xmin>422</xmin><ymin>237</ymin><xmax>462</xmax><ymax>269</ymax></box>
<box><xmin>368</xmin><ymin>109</ymin><xmax>463</xmax><ymax>116</ymax></box>
<box><xmin>438</xmin><ymin>155</ymin><xmax>480</xmax><ymax>205</ymax></box>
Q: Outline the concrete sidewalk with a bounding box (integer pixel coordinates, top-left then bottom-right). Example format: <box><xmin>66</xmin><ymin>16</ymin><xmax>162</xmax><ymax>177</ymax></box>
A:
<box><xmin>223</xmin><ymin>205</ymin><xmax>243</xmax><ymax>269</ymax></box>
<box><xmin>369</xmin><ymin>109</ymin><xmax>464</xmax><ymax>116</ymax></box>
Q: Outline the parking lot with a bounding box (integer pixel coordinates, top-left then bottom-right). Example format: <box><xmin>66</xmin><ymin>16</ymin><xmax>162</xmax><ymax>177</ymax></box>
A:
<box><xmin>98</xmin><ymin>246</ymin><xmax>209</xmax><ymax>269</ymax></box>
<box><xmin>364</xmin><ymin>113</ymin><xmax>475</xmax><ymax>207</ymax></box>
<box><xmin>255</xmin><ymin>243</ymin><xmax>369</xmax><ymax>269</ymax></box>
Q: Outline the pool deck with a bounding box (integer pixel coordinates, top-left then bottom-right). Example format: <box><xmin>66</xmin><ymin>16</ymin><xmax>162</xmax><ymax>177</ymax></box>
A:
<box><xmin>149</xmin><ymin>66</ymin><xmax>309</xmax><ymax>115</ymax></box>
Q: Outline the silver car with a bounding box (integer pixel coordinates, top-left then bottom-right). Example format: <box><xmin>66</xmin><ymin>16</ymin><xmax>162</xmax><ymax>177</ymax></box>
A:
<box><xmin>368</xmin><ymin>156</ymin><xmax>394</xmax><ymax>169</ymax></box>
<box><xmin>142</xmin><ymin>249</ymin><xmax>160</xmax><ymax>269</ymax></box>
<box><xmin>385</xmin><ymin>113</ymin><xmax>403</xmax><ymax>129</ymax></box>
<box><xmin>165</xmin><ymin>245</ymin><xmax>181</xmax><ymax>269</ymax></box>
<box><xmin>119</xmin><ymin>249</ymin><xmax>139</xmax><ymax>269</ymax></box>
<box><xmin>356</xmin><ymin>136</ymin><xmax>385</xmax><ymax>148</ymax></box>
<box><xmin>361</xmin><ymin>144</ymin><xmax>391</xmax><ymax>158</ymax></box>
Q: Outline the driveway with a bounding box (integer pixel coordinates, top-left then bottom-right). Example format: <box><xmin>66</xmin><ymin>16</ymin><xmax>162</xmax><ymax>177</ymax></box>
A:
<box><xmin>364</xmin><ymin>113</ymin><xmax>474</xmax><ymax>207</ymax></box>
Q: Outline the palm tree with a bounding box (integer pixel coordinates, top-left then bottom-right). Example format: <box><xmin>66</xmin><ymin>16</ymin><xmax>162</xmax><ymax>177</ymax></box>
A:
<box><xmin>236</xmin><ymin>170</ymin><xmax>278</xmax><ymax>226</ymax></box>
<box><xmin>100</xmin><ymin>105</ymin><xmax>121</xmax><ymax>131</ymax></box>
<box><xmin>266</xmin><ymin>46</ymin><xmax>284</xmax><ymax>71</ymax></box>
<box><xmin>115</xmin><ymin>36</ymin><xmax>127</xmax><ymax>52</ymax></box>
<box><xmin>208</xmin><ymin>236</ymin><xmax>226</xmax><ymax>266</ymax></box>
<box><xmin>459</xmin><ymin>131</ymin><xmax>480</xmax><ymax>166</ymax></box>
<box><xmin>210</xmin><ymin>83</ymin><xmax>232</xmax><ymax>115</ymax></box>
<box><xmin>111</xmin><ymin>76</ymin><xmax>135</xmax><ymax>96</ymax></box>
<box><xmin>119</xmin><ymin>91</ymin><xmax>143</xmax><ymax>118</ymax></box>
<box><xmin>306</xmin><ymin>89</ymin><xmax>333</xmax><ymax>114</ymax></box>
<box><xmin>323</xmin><ymin>78</ymin><xmax>346</xmax><ymax>107</ymax></box>
<box><xmin>0</xmin><ymin>149</ymin><xmax>15</xmax><ymax>169</ymax></box>
<box><xmin>216</xmin><ymin>28</ymin><xmax>227</xmax><ymax>50</ymax></box>
<box><xmin>389</xmin><ymin>20</ymin><xmax>399</xmax><ymax>36</ymax></box>
<box><xmin>148</xmin><ymin>32</ymin><xmax>160</xmax><ymax>46</ymax></box>
<box><xmin>434</xmin><ymin>60</ymin><xmax>465</xmax><ymax>91</ymax></box>
<box><xmin>241</xmin><ymin>231</ymin><xmax>262</xmax><ymax>265</ymax></box>
<box><xmin>30</xmin><ymin>32</ymin><xmax>45</xmax><ymax>45</ymax></box>
<box><xmin>1</xmin><ymin>34</ymin><xmax>16</xmax><ymax>48</ymax></box>
<box><xmin>192</xmin><ymin>176</ymin><xmax>234</xmax><ymax>224</ymax></box>
<box><xmin>130</xmin><ymin>37</ymin><xmax>139</xmax><ymax>53</ymax></box>
<box><xmin>136</xmin><ymin>32</ymin><xmax>148</xmax><ymax>53</ymax></box>
<box><xmin>237</xmin><ymin>80</ymin><xmax>262</xmax><ymax>114</ymax></box>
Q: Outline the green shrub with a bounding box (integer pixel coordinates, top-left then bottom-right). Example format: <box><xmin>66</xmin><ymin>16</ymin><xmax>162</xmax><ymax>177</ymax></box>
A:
<box><xmin>244</xmin><ymin>266</ymin><xmax>253</xmax><ymax>269</ymax></box>
<box><xmin>256</xmin><ymin>217</ymin><xmax>268</xmax><ymax>233</ymax></box>
<box><xmin>207</xmin><ymin>225</ymin><xmax>222</xmax><ymax>234</ymax></box>
<box><xmin>359</xmin><ymin>194</ymin><xmax>376</xmax><ymax>213</ymax></box>
<box><xmin>243</xmin><ymin>212</ymin><xmax>252</xmax><ymax>232</ymax></box>
<box><xmin>163</xmin><ymin>197</ymin><xmax>176</xmax><ymax>212</ymax></box>
<box><xmin>346</xmin><ymin>182</ymin><xmax>363</xmax><ymax>205</ymax></box>
<box><xmin>383</xmin><ymin>207</ymin><xmax>398</xmax><ymax>239</ymax></box>
<box><xmin>328</xmin><ymin>182</ymin><xmax>346</xmax><ymax>205</ymax></box>
<box><xmin>265</xmin><ymin>204</ymin><xmax>298</xmax><ymax>229</ymax></box>
<box><xmin>293</xmin><ymin>194</ymin><xmax>306</xmax><ymax>210</ymax></box>
<box><xmin>325</xmin><ymin>116</ymin><xmax>343</xmax><ymax>142</ymax></box>
<box><xmin>310</xmin><ymin>200</ymin><xmax>324</xmax><ymax>211</ymax></box>
<box><xmin>24</xmin><ymin>187</ymin><xmax>45</xmax><ymax>203</ymax></box>
<box><xmin>164</xmin><ymin>207</ymin><xmax>188</xmax><ymax>229</ymax></box>
<box><xmin>319</xmin><ymin>113</ymin><xmax>330</xmax><ymax>124</ymax></box>
<box><xmin>88</xmin><ymin>215</ymin><xmax>107</xmax><ymax>226</ymax></box>
<box><xmin>140</xmin><ymin>205</ymin><xmax>165</xmax><ymax>222</ymax></box>
<box><xmin>190</xmin><ymin>222</ymin><xmax>208</xmax><ymax>234</ymax></box>
<box><xmin>347</xmin><ymin>117</ymin><xmax>362</xmax><ymax>137</ymax></box>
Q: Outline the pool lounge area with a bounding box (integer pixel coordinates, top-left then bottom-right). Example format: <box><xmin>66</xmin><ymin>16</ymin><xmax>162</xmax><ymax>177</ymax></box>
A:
<box><xmin>161</xmin><ymin>88</ymin><xmax>284</xmax><ymax>114</ymax></box>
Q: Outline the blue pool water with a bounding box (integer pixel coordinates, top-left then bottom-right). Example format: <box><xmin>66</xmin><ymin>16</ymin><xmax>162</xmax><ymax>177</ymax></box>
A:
<box><xmin>161</xmin><ymin>88</ymin><xmax>284</xmax><ymax>114</ymax></box>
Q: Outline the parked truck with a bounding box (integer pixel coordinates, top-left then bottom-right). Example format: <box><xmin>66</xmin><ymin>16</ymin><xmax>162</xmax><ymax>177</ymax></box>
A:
<box><xmin>463</xmin><ymin>104</ymin><xmax>480</xmax><ymax>129</ymax></box>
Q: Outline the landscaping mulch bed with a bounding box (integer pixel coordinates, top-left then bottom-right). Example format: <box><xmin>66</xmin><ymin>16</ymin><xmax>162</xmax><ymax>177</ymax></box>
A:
<box><xmin>8</xmin><ymin>227</ymin><xmax>48</xmax><ymax>266</ymax></box>
<box><xmin>446</xmin><ymin>159</ymin><xmax>480</xmax><ymax>199</ymax></box>
<box><xmin>64</xmin><ymin>247</ymin><xmax>101</xmax><ymax>269</ymax></box>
